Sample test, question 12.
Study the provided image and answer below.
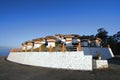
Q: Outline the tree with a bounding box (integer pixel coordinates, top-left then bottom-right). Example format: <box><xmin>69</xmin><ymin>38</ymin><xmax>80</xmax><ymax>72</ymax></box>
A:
<box><xmin>96</xmin><ymin>28</ymin><xmax>108</xmax><ymax>46</ymax></box>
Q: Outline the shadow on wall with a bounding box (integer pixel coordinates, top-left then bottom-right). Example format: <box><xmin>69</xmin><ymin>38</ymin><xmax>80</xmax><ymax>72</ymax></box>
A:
<box><xmin>108</xmin><ymin>57</ymin><xmax>120</xmax><ymax>65</ymax></box>
<box><xmin>110</xmin><ymin>43</ymin><xmax>120</xmax><ymax>55</ymax></box>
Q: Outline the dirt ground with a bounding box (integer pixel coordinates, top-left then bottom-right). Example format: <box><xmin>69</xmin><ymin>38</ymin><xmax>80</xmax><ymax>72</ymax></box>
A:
<box><xmin>0</xmin><ymin>56</ymin><xmax>120</xmax><ymax>80</ymax></box>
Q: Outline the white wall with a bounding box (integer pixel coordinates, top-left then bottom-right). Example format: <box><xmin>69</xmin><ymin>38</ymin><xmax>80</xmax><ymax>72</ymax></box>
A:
<box><xmin>22</xmin><ymin>46</ymin><xmax>33</xmax><ymax>50</ymax></box>
<box><xmin>46</xmin><ymin>42</ymin><xmax>55</xmax><ymax>48</ymax></box>
<box><xmin>22</xmin><ymin>46</ymin><xmax>26</xmax><ymax>50</ymax></box>
<box><xmin>7</xmin><ymin>52</ymin><xmax>92</xmax><ymax>71</ymax></box>
<box><xmin>27</xmin><ymin>46</ymin><xmax>32</xmax><ymax>50</ymax></box>
<box><xmin>34</xmin><ymin>44</ymin><xmax>42</xmax><ymax>49</ymax></box>
<box><xmin>93</xmin><ymin>60</ymin><xmax>108</xmax><ymax>69</ymax></box>
<box><xmin>66</xmin><ymin>42</ymin><xmax>73</xmax><ymax>47</ymax></box>
<box><xmin>83</xmin><ymin>47</ymin><xmax>114</xmax><ymax>59</ymax></box>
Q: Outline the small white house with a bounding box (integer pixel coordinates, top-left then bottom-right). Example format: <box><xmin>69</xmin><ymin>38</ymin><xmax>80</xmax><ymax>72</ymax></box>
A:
<box><xmin>64</xmin><ymin>35</ymin><xmax>74</xmax><ymax>47</ymax></box>
<box><xmin>22</xmin><ymin>41</ymin><xmax>33</xmax><ymax>50</ymax></box>
<box><xmin>22</xmin><ymin>43</ymin><xmax>26</xmax><ymax>50</ymax></box>
<box><xmin>81</xmin><ymin>39</ymin><xmax>88</xmax><ymax>47</ymax></box>
<box><xmin>25</xmin><ymin>41</ymin><xmax>33</xmax><ymax>50</ymax></box>
<box><xmin>32</xmin><ymin>38</ymin><xmax>45</xmax><ymax>49</ymax></box>
<box><xmin>45</xmin><ymin>36</ymin><xmax>56</xmax><ymax>48</ymax></box>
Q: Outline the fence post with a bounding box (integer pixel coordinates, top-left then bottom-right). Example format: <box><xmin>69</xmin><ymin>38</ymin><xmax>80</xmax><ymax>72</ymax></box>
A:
<box><xmin>78</xmin><ymin>43</ymin><xmax>82</xmax><ymax>51</ymax></box>
<box><xmin>25</xmin><ymin>46</ymin><xmax>27</xmax><ymax>52</ymax></box>
<box><xmin>62</xmin><ymin>44</ymin><xmax>65</xmax><ymax>52</ymax></box>
<box><xmin>49</xmin><ymin>45</ymin><xmax>53</xmax><ymax>52</ymax></box>
<box><xmin>31</xmin><ymin>45</ymin><xmax>34</xmax><ymax>52</ymax></box>
<box><xmin>39</xmin><ymin>45</ymin><xmax>41</xmax><ymax>52</ymax></box>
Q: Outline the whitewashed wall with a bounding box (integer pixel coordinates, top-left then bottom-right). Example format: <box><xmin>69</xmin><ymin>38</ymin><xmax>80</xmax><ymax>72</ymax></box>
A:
<box><xmin>93</xmin><ymin>60</ymin><xmax>108</xmax><ymax>69</ymax></box>
<box><xmin>34</xmin><ymin>44</ymin><xmax>41</xmax><ymax>49</ymax></box>
<box><xmin>7</xmin><ymin>52</ymin><xmax>92</xmax><ymax>71</ymax></box>
<box><xmin>66</xmin><ymin>42</ymin><xmax>73</xmax><ymax>47</ymax></box>
<box><xmin>46</xmin><ymin>42</ymin><xmax>55</xmax><ymax>48</ymax></box>
<box><xmin>83</xmin><ymin>47</ymin><xmax>114</xmax><ymax>59</ymax></box>
<box><xmin>22</xmin><ymin>46</ymin><xmax>26</xmax><ymax>50</ymax></box>
<box><xmin>27</xmin><ymin>46</ymin><xmax>32</xmax><ymax>50</ymax></box>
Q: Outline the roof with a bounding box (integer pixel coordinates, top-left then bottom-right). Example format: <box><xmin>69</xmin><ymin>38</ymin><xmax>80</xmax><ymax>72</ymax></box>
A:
<box><xmin>64</xmin><ymin>34</ymin><xmax>74</xmax><ymax>38</ymax></box>
<box><xmin>45</xmin><ymin>36</ymin><xmax>57</xmax><ymax>40</ymax></box>
<box><xmin>55</xmin><ymin>34</ymin><xmax>63</xmax><ymax>36</ymax></box>
<box><xmin>32</xmin><ymin>38</ymin><xmax>45</xmax><ymax>41</ymax></box>
<box><xmin>26</xmin><ymin>41</ymin><xmax>33</xmax><ymax>43</ymax></box>
<box><xmin>22</xmin><ymin>41</ymin><xmax>32</xmax><ymax>45</ymax></box>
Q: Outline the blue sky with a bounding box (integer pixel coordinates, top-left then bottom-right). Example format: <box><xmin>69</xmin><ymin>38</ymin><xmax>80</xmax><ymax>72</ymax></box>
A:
<box><xmin>0</xmin><ymin>0</ymin><xmax>120</xmax><ymax>49</ymax></box>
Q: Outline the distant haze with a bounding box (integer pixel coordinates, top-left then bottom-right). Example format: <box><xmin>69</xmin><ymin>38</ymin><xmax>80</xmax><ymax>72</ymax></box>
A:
<box><xmin>0</xmin><ymin>47</ymin><xmax>10</xmax><ymax>56</ymax></box>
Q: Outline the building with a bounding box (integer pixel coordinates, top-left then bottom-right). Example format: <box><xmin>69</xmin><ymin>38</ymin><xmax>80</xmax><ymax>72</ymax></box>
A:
<box><xmin>45</xmin><ymin>36</ymin><xmax>56</xmax><ymax>48</ymax></box>
<box><xmin>25</xmin><ymin>41</ymin><xmax>33</xmax><ymax>50</ymax></box>
<box><xmin>32</xmin><ymin>38</ymin><xmax>45</xmax><ymax>49</ymax></box>
<box><xmin>8</xmin><ymin>34</ymin><xmax>114</xmax><ymax>71</ymax></box>
<box><xmin>64</xmin><ymin>35</ymin><xmax>74</xmax><ymax>47</ymax></box>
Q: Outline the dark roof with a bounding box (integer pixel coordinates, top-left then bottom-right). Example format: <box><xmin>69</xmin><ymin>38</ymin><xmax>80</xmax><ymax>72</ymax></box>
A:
<box><xmin>45</xmin><ymin>36</ymin><xmax>57</xmax><ymax>40</ymax></box>
<box><xmin>32</xmin><ymin>38</ymin><xmax>45</xmax><ymax>41</ymax></box>
<box><xmin>22</xmin><ymin>40</ymin><xmax>33</xmax><ymax>45</ymax></box>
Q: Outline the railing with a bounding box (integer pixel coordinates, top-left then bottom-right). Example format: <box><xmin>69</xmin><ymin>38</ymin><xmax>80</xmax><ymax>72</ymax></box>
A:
<box><xmin>11</xmin><ymin>44</ymin><xmax>110</xmax><ymax>52</ymax></box>
<box><xmin>10</xmin><ymin>43</ymin><xmax>83</xmax><ymax>52</ymax></box>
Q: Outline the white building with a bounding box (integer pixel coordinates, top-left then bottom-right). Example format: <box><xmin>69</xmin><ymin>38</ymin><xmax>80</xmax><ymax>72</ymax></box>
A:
<box><xmin>55</xmin><ymin>34</ymin><xmax>80</xmax><ymax>47</ymax></box>
<box><xmin>45</xmin><ymin>36</ymin><xmax>56</xmax><ymax>48</ymax></box>
<box><xmin>32</xmin><ymin>38</ymin><xmax>45</xmax><ymax>49</ymax></box>
<box><xmin>25</xmin><ymin>41</ymin><xmax>33</xmax><ymax>50</ymax></box>
<box><xmin>22</xmin><ymin>41</ymin><xmax>33</xmax><ymax>51</ymax></box>
<box><xmin>7</xmin><ymin>34</ymin><xmax>114</xmax><ymax>71</ymax></box>
<box><xmin>64</xmin><ymin>35</ymin><xmax>74</xmax><ymax>47</ymax></box>
<box><xmin>22</xmin><ymin>43</ymin><xmax>27</xmax><ymax>50</ymax></box>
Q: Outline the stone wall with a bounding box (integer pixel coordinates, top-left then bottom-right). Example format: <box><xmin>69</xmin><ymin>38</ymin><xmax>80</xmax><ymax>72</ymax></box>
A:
<box><xmin>7</xmin><ymin>52</ymin><xmax>92</xmax><ymax>71</ymax></box>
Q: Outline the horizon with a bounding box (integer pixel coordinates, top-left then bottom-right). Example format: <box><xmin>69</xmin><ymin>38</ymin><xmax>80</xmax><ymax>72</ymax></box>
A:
<box><xmin>0</xmin><ymin>0</ymin><xmax>120</xmax><ymax>49</ymax></box>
